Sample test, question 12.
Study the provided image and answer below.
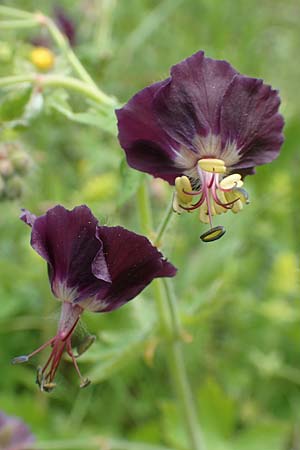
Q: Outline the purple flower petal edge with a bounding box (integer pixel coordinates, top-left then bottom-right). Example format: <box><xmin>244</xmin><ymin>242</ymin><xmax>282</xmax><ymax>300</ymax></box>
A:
<box><xmin>116</xmin><ymin>50</ymin><xmax>284</xmax><ymax>183</ymax></box>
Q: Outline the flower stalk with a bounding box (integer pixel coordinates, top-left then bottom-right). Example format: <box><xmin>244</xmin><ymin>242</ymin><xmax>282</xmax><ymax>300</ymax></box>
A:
<box><xmin>137</xmin><ymin>179</ymin><xmax>206</xmax><ymax>450</ymax></box>
<box><xmin>0</xmin><ymin>6</ymin><xmax>116</xmax><ymax>107</ymax></box>
<box><xmin>0</xmin><ymin>74</ymin><xmax>115</xmax><ymax>106</ymax></box>
<box><xmin>33</xmin><ymin>437</ymin><xmax>175</xmax><ymax>450</ymax></box>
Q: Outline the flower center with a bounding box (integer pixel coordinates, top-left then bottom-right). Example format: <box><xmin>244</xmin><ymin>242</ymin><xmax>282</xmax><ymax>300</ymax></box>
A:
<box><xmin>12</xmin><ymin>302</ymin><xmax>91</xmax><ymax>391</ymax></box>
<box><xmin>173</xmin><ymin>158</ymin><xmax>249</xmax><ymax>242</ymax></box>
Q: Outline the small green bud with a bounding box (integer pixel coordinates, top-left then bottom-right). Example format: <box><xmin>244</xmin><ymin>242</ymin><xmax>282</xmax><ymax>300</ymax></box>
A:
<box><xmin>10</xmin><ymin>151</ymin><xmax>32</xmax><ymax>175</ymax></box>
<box><xmin>0</xmin><ymin>159</ymin><xmax>13</xmax><ymax>178</ymax></box>
<box><xmin>5</xmin><ymin>175</ymin><xmax>23</xmax><ymax>200</ymax></box>
<box><xmin>0</xmin><ymin>175</ymin><xmax>4</xmax><ymax>195</ymax></box>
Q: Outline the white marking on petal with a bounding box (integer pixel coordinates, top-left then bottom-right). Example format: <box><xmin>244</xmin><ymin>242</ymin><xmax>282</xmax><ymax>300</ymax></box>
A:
<box><xmin>173</xmin><ymin>134</ymin><xmax>241</xmax><ymax>177</ymax></box>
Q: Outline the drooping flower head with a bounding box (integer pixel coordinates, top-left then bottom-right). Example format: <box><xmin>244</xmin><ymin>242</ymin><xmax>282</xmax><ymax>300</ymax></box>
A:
<box><xmin>13</xmin><ymin>205</ymin><xmax>176</xmax><ymax>391</ymax></box>
<box><xmin>0</xmin><ymin>412</ymin><xmax>35</xmax><ymax>450</ymax></box>
<box><xmin>116</xmin><ymin>51</ymin><xmax>284</xmax><ymax>241</ymax></box>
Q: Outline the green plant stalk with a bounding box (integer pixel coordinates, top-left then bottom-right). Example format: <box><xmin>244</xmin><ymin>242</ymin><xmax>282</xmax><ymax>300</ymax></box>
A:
<box><xmin>41</xmin><ymin>15</ymin><xmax>100</xmax><ymax>90</ymax></box>
<box><xmin>0</xmin><ymin>6</ymin><xmax>115</xmax><ymax>106</ymax></box>
<box><xmin>0</xmin><ymin>19</ymin><xmax>39</xmax><ymax>29</ymax></box>
<box><xmin>153</xmin><ymin>195</ymin><xmax>174</xmax><ymax>247</ymax></box>
<box><xmin>0</xmin><ymin>74</ymin><xmax>116</xmax><ymax>106</ymax></box>
<box><xmin>33</xmin><ymin>437</ymin><xmax>174</xmax><ymax>450</ymax></box>
<box><xmin>0</xmin><ymin>5</ymin><xmax>33</xmax><ymax>19</ymax></box>
<box><xmin>137</xmin><ymin>180</ymin><xmax>206</xmax><ymax>450</ymax></box>
<box><xmin>137</xmin><ymin>181</ymin><xmax>154</xmax><ymax>237</ymax></box>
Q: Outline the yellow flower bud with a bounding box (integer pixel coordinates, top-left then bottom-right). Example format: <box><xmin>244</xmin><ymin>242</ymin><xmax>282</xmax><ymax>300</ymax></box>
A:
<box><xmin>30</xmin><ymin>47</ymin><xmax>54</xmax><ymax>71</ymax></box>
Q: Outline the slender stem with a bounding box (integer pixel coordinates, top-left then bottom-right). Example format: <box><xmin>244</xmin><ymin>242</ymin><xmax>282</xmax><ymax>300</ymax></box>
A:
<box><xmin>162</xmin><ymin>278</ymin><xmax>182</xmax><ymax>338</ymax></box>
<box><xmin>153</xmin><ymin>195</ymin><xmax>174</xmax><ymax>246</ymax></box>
<box><xmin>0</xmin><ymin>5</ymin><xmax>34</xmax><ymax>19</ymax></box>
<box><xmin>0</xmin><ymin>74</ymin><xmax>116</xmax><ymax>106</ymax></box>
<box><xmin>137</xmin><ymin>179</ymin><xmax>206</xmax><ymax>450</ymax></box>
<box><xmin>41</xmin><ymin>15</ymin><xmax>100</xmax><ymax>91</ymax></box>
<box><xmin>0</xmin><ymin>6</ymin><xmax>115</xmax><ymax>106</ymax></box>
<box><xmin>32</xmin><ymin>437</ymin><xmax>174</xmax><ymax>450</ymax></box>
<box><xmin>137</xmin><ymin>181</ymin><xmax>154</xmax><ymax>237</ymax></box>
<box><xmin>0</xmin><ymin>19</ymin><xmax>39</xmax><ymax>29</ymax></box>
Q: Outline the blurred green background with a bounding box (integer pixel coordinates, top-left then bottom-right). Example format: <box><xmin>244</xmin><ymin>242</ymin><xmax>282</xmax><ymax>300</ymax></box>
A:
<box><xmin>0</xmin><ymin>0</ymin><xmax>299</xmax><ymax>449</ymax></box>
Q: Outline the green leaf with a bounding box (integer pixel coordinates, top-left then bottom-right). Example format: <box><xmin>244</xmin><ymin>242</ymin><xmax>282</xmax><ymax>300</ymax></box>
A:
<box><xmin>198</xmin><ymin>378</ymin><xmax>236</xmax><ymax>438</ymax></box>
<box><xmin>0</xmin><ymin>87</ymin><xmax>32</xmax><ymax>122</ymax></box>
<box><xmin>231</xmin><ymin>423</ymin><xmax>288</xmax><ymax>450</ymax></box>
<box><xmin>46</xmin><ymin>89</ymin><xmax>117</xmax><ymax>135</ymax></box>
<box><xmin>80</xmin><ymin>329</ymin><xmax>152</xmax><ymax>383</ymax></box>
<box><xmin>118</xmin><ymin>157</ymin><xmax>145</xmax><ymax>206</ymax></box>
<box><xmin>160</xmin><ymin>401</ymin><xmax>189</xmax><ymax>450</ymax></box>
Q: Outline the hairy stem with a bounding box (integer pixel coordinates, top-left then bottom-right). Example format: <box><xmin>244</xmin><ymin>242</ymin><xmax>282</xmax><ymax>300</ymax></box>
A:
<box><xmin>0</xmin><ymin>74</ymin><xmax>116</xmax><ymax>106</ymax></box>
<box><xmin>0</xmin><ymin>18</ymin><xmax>39</xmax><ymax>28</ymax></box>
<box><xmin>137</xmin><ymin>179</ymin><xmax>206</xmax><ymax>450</ymax></box>
<box><xmin>0</xmin><ymin>6</ymin><xmax>115</xmax><ymax>106</ymax></box>
<box><xmin>40</xmin><ymin>14</ymin><xmax>99</xmax><ymax>90</ymax></box>
<box><xmin>0</xmin><ymin>5</ymin><xmax>33</xmax><ymax>18</ymax></box>
<box><xmin>153</xmin><ymin>195</ymin><xmax>174</xmax><ymax>247</ymax></box>
<box><xmin>33</xmin><ymin>437</ymin><xmax>174</xmax><ymax>450</ymax></box>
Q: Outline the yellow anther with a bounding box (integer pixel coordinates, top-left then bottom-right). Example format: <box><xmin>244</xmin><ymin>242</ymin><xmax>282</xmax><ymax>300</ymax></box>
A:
<box><xmin>30</xmin><ymin>47</ymin><xmax>54</xmax><ymax>71</ymax></box>
<box><xmin>220</xmin><ymin>173</ymin><xmax>243</xmax><ymax>190</ymax></box>
<box><xmin>198</xmin><ymin>158</ymin><xmax>226</xmax><ymax>174</ymax></box>
<box><xmin>232</xmin><ymin>199</ymin><xmax>243</xmax><ymax>213</ymax></box>
<box><xmin>225</xmin><ymin>191</ymin><xmax>244</xmax><ymax>213</ymax></box>
<box><xmin>175</xmin><ymin>176</ymin><xmax>193</xmax><ymax>205</ymax></box>
<box><xmin>172</xmin><ymin>193</ymin><xmax>182</xmax><ymax>214</ymax></box>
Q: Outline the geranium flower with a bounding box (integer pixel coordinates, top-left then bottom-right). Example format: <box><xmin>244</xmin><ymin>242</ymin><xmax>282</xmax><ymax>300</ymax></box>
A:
<box><xmin>0</xmin><ymin>412</ymin><xmax>35</xmax><ymax>450</ymax></box>
<box><xmin>12</xmin><ymin>205</ymin><xmax>176</xmax><ymax>391</ymax></box>
<box><xmin>116</xmin><ymin>51</ymin><xmax>284</xmax><ymax>242</ymax></box>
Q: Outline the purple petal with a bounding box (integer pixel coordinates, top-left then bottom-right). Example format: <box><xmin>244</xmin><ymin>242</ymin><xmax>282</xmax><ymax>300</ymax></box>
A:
<box><xmin>92</xmin><ymin>226</ymin><xmax>177</xmax><ymax>312</ymax></box>
<box><xmin>0</xmin><ymin>411</ymin><xmax>35</xmax><ymax>450</ymax></box>
<box><xmin>20</xmin><ymin>209</ymin><xmax>36</xmax><ymax>227</ymax></box>
<box><xmin>154</xmin><ymin>51</ymin><xmax>238</xmax><ymax>147</ymax></box>
<box><xmin>220</xmin><ymin>75</ymin><xmax>284</xmax><ymax>170</ymax></box>
<box><xmin>54</xmin><ymin>6</ymin><xmax>76</xmax><ymax>46</ymax></box>
<box><xmin>24</xmin><ymin>205</ymin><xmax>111</xmax><ymax>301</ymax></box>
<box><xmin>116</xmin><ymin>81</ymin><xmax>183</xmax><ymax>184</ymax></box>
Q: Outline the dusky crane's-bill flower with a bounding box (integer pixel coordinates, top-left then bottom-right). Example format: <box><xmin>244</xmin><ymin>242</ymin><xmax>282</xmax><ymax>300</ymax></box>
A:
<box><xmin>12</xmin><ymin>205</ymin><xmax>176</xmax><ymax>391</ymax></box>
<box><xmin>116</xmin><ymin>51</ymin><xmax>284</xmax><ymax>241</ymax></box>
<box><xmin>0</xmin><ymin>412</ymin><xmax>35</xmax><ymax>450</ymax></box>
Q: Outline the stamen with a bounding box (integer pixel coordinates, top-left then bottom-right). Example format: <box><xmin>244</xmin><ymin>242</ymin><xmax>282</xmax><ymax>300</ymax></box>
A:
<box><xmin>200</xmin><ymin>226</ymin><xmax>226</xmax><ymax>242</ymax></box>
<box><xmin>11</xmin><ymin>336</ymin><xmax>56</xmax><ymax>365</ymax></box>
<box><xmin>175</xmin><ymin>176</ymin><xmax>193</xmax><ymax>204</ymax></box>
<box><xmin>198</xmin><ymin>158</ymin><xmax>226</xmax><ymax>174</ymax></box>
<box><xmin>12</xmin><ymin>302</ymin><xmax>88</xmax><ymax>391</ymax></box>
<box><xmin>173</xmin><ymin>157</ymin><xmax>249</xmax><ymax>242</ymax></box>
<box><xmin>219</xmin><ymin>174</ymin><xmax>243</xmax><ymax>190</ymax></box>
<box><xmin>11</xmin><ymin>355</ymin><xmax>29</xmax><ymax>364</ymax></box>
<box><xmin>66</xmin><ymin>339</ymin><xmax>91</xmax><ymax>388</ymax></box>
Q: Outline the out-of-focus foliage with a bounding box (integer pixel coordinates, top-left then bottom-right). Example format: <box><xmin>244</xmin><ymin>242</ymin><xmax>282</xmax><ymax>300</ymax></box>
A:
<box><xmin>0</xmin><ymin>0</ymin><xmax>299</xmax><ymax>449</ymax></box>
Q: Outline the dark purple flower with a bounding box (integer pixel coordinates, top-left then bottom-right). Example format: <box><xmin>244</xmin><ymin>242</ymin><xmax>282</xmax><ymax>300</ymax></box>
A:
<box><xmin>116</xmin><ymin>51</ymin><xmax>284</xmax><ymax>241</ymax></box>
<box><xmin>0</xmin><ymin>412</ymin><xmax>35</xmax><ymax>450</ymax></box>
<box><xmin>54</xmin><ymin>6</ymin><xmax>76</xmax><ymax>47</ymax></box>
<box><xmin>13</xmin><ymin>205</ymin><xmax>176</xmax><ymax>390</ymax></box>
<box><xmin>31</xmin><ymin>7</ymin><xmax>76</xmax><ymax>48</ymax></box>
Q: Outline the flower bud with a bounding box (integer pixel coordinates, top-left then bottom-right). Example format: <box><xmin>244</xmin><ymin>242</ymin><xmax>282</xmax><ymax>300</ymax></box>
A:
<box><xmin>0</xmin><ymin>160</ymin><xmax>13</xmax><ymax>178</ymax></box>
<box><xmin>5</xmin><ymin>175</ymin><xmax>23</xmax><ymax>200</ymax></box>
<box><xmin>10</xmin><ymin>151</ymin><xmax>32</xmax><ymax>175</ymax></box>
<box><xmin>30</xmin><ymin>46</ymin><xmax>55</xmax><ymax>71</ymax></box>
<box><xmin>0</xmin><ymin>411</ymin><xmax>35</xmax><ymax>450</ymax></box>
